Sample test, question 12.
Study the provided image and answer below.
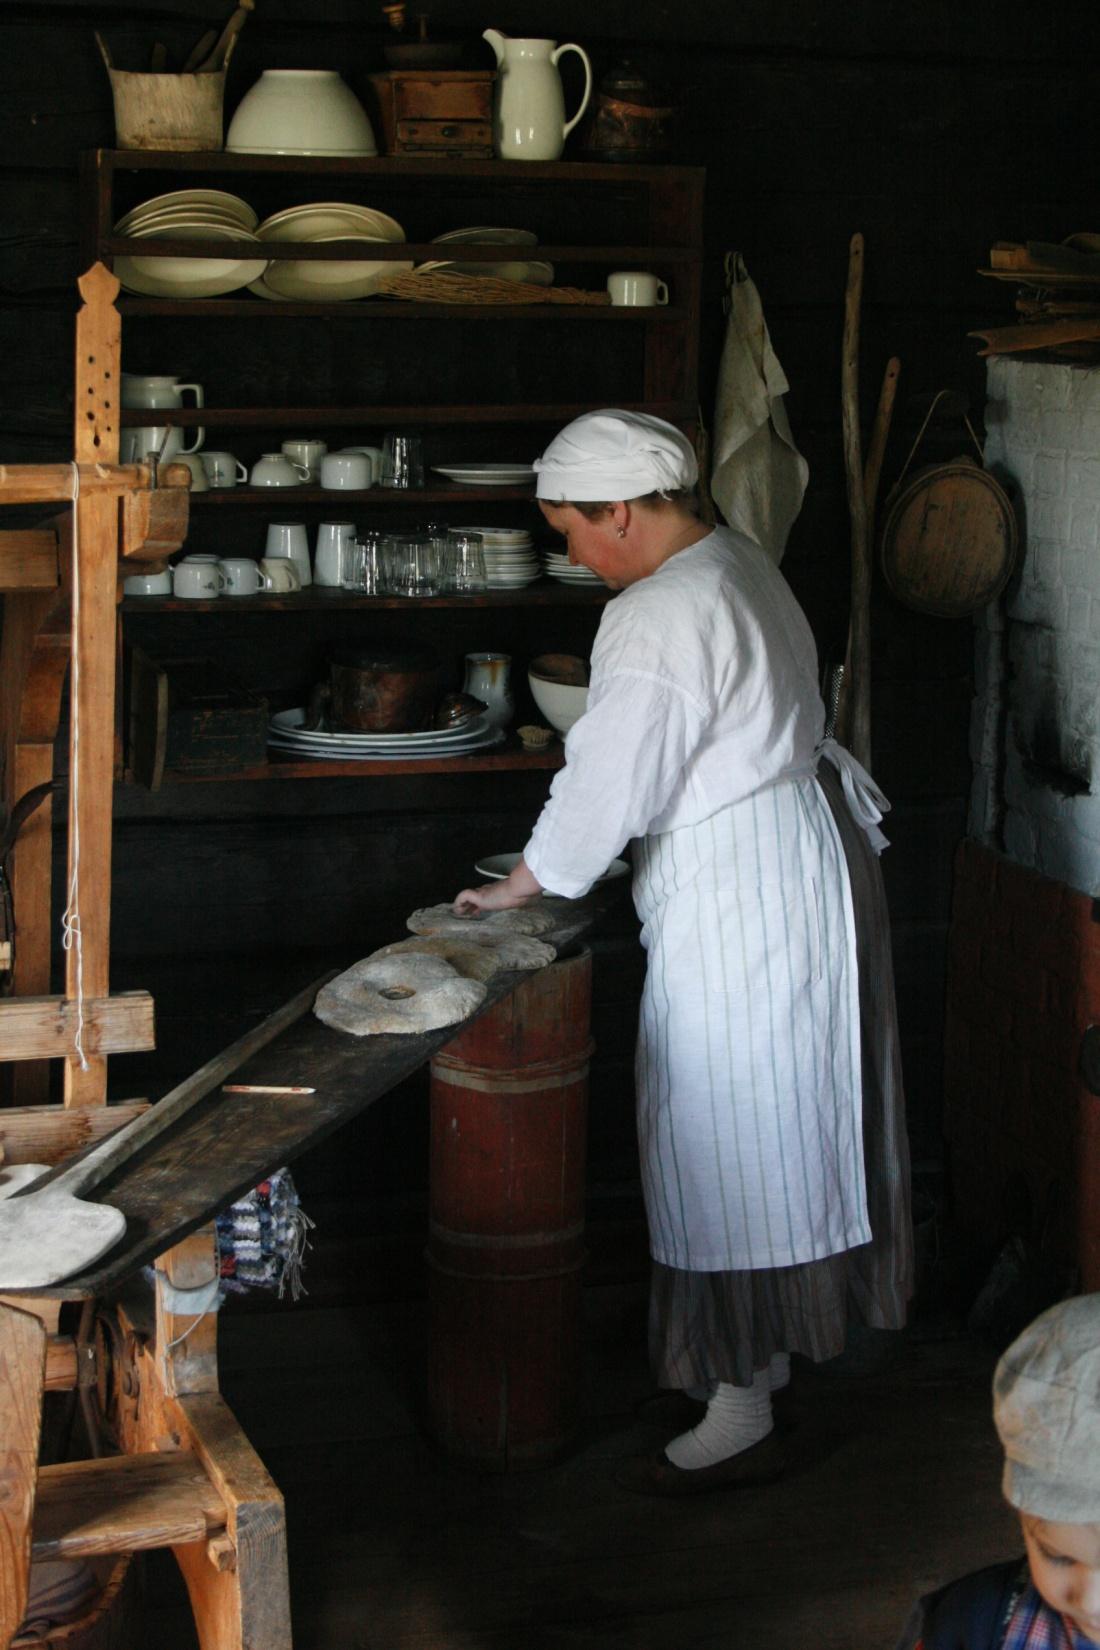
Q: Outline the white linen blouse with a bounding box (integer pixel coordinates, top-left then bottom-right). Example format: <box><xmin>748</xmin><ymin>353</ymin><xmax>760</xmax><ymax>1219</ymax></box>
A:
<box><xmin>523</xmin><ymin>526</ymin><xmax>825</xmax><ymax>898</ymax></box>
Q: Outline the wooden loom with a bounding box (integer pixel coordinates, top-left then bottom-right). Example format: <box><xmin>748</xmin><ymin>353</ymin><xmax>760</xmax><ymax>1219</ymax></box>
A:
<box><xmin>0</xmin><ymin>264</ymin><xmax>616</xmax><ymax>1646</ymax></box>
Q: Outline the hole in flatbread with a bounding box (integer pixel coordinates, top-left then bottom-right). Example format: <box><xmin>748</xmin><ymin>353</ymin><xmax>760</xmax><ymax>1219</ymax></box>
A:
<box><xmin>379</xmin><ymin>985</ymin><xmax>416</xmax><ymax>1000</ymax></box>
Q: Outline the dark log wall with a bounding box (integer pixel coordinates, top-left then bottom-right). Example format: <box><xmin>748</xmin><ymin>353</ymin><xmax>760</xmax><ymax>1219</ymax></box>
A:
<box><xmin>5</xmin><ymin>0</ymin><xmax>1100</xmax><ymax>1284</ymax></box>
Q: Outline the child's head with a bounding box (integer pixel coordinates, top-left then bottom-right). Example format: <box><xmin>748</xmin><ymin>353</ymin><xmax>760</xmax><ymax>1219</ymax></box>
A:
<box><xmin>994</xmin><ymin>1295</ymin><xmax>1100</xmax><ymax>1643</ymax></box>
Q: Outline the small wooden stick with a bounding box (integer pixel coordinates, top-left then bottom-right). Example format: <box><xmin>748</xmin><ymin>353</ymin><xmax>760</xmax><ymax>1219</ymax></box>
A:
<box><xmin>221</xmin><ymin>1085</ymin><xmax>315</xmax><ymax>1095</ymax></box>
<box><xmin>182</xmin><ymin>28</ymin><xmax>218</xmax><ymax>73</ymax></box>
<box><xmin>93</xmin><ymin>30</ymin><xmax>113</xmax><ymax>72</ymax></box>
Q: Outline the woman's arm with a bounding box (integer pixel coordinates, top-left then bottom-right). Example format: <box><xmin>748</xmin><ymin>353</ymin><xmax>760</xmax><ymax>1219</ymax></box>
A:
<box><xmin>453</xmin><ymin>857</ymin><xmax>543</xmax><ymax>915</ymax></box>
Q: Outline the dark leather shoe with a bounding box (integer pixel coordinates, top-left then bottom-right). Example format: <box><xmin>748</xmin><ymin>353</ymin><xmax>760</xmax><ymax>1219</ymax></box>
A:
<box><xmin>613</xmin><ymin>1429</ymin><xmax>786</xmax><ymax>1498</ymax></box>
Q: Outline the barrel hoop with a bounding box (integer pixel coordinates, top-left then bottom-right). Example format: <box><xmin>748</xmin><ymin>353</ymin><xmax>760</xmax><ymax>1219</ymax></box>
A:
<box><xmin>431</xmin><ymin>1038</ymin><xmax>595</xmax><ymax>1094</ymax></box>
<box><xmin>425</xmin><ymin>1246</ymin><xmax>589</xmax><ymax>1284</ymax></box>
<box><xmin>429</xmin><ymin>1218</ymin><xmax>585</xmax><ymax>1250</ymax></box>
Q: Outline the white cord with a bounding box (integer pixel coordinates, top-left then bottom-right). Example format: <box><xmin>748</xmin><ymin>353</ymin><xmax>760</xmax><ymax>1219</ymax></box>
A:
<box><xmin>60</xmin><ymin>460</ymin><xmax>88</xmax><ymax>1071</ymax></box>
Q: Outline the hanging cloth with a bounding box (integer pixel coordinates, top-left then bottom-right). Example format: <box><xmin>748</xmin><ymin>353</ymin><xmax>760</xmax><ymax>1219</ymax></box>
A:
<box><xmin>709</xmin><ymin>251</ymin><xmax>809</xmax><ymax>564</ymax></box>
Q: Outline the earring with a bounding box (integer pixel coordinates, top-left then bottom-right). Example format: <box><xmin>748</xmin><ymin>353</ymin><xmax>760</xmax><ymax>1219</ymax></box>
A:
<box><xmin>616</xmin><ymin>526</ymin><xmax>627</xmax><ymax>539</ymax></box>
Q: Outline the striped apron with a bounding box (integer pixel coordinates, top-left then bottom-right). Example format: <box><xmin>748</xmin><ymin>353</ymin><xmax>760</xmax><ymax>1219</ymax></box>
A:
<box><xmin>636</xmin><ymin>758</ymin><xmax>913</xmax><ymax>1385</ymax></box>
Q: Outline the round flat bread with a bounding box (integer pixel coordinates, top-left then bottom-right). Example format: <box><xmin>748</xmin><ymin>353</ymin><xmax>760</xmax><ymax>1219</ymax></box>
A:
<box><xmin>407</xmin><ymin>902</ymin><xmax>557</xmax><ymax>939</ymax></box>
<box><xmin>377</xmin><ymin>933</ymin><xmax>555</xmax><ymax>982</ymax></box>
<box><xmin>314</xmin><ymin>951</ymin><xmax>485</xmax><ymax>1037</ymax></box>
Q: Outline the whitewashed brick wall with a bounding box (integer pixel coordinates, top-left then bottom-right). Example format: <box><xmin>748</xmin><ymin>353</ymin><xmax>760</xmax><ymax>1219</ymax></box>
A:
<box><xmin>977</xmin><ymin>359</ymin><xmax>1100</xmax><ymax>893</ymax></box>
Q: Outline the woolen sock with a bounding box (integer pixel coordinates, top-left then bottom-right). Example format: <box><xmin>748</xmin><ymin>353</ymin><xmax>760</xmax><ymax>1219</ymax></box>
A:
<box><xmin>768</xmin><ymin>1351</ymin><xmax>791</xmax><ymax>1391</ymax></box>
<box><xmin>664</xmin><ymin>1371</ymin><xmax>773</xmax><ymax>1470</ymax></box>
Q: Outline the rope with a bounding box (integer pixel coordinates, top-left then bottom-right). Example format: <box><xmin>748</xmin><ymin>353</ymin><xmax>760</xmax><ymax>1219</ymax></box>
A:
<box><xmin>59</xmin><ymin>461</ymin><xmax>88</xmax><ymax>1071</ymax></box>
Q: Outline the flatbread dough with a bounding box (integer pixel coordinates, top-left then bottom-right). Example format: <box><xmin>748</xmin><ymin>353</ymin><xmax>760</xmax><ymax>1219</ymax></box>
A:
<box><xmin>407</xmin><ymin>902</ymin><xmax>557</xmax><ymax>940</ymax></box>
<box><xmin>376</xmin><ymin>933</ymin><xmax>555</xmax><ymax>982</ymax></box>
<box><xmin>315</xmin><ymin>951</ymin><xmax>486</xmax><ymax>1037</ymax></box>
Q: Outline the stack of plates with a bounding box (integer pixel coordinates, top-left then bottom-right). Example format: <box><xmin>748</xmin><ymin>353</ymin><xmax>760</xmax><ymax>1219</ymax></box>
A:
<box><xmin>418</xmin><ymin>226</ymin><xmax>554</xmax><ymax>287</ymax></box>
<box><xmin>268</xmin><ymin>707</ymin><xmax>503</xmax><ymax>760</ymax></box>
<box><xmin>113</xmin><ymin>190</ymin><xmax>267</xmax><ymax>298</ymax></box>
<box><xmin>454</xmin><ymin>525</ymin><xmax>540</xmax><ymax>589</ymax></box>
<box><xmin>542</xmin><ymin>550</ymin><xmax>604</xmax><ymax>586</ymax></box>
<box><xmin>251</xmin><ymin>202</ymin><xmax>411</xmax><ymax>302</ymax></box>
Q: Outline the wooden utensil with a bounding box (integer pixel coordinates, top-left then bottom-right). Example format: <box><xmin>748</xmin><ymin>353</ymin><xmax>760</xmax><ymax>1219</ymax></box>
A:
<box><xmin>838</xmin><ymin>233</ymin><xmax>873</xmax><ymax>768</ymax></box>
<box><xmin>182</xmin><ymin>27</ymin><xmax>219</xmax><ymax>73</ymax></box>
<box><xmin>196</xmin><ymin>0</ymin><xmax>255</xmax><ymax>73</ymax></box>
<box><xmin>0</xmin><ymin>972</ymin><xmax>330</xmax><ymax>1290</ymax></box>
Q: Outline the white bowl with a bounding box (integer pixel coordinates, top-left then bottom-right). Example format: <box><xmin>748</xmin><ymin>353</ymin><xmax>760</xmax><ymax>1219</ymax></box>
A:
<box><xmin>226</xmin><ymin>70</ymin><xmax>377</xmax><ymax>156</ymax></box>
<box><xmin>528</xmin><ymin>671</ymin><xmax>589</xmax><ymax>734</ymax></box>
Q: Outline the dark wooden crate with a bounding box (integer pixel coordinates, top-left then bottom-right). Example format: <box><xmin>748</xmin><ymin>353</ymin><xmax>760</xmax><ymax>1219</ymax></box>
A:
<box><xmin>129</xmin><ymin>650</ymin><xmax>268</xmax><ymax>789</ymax></box>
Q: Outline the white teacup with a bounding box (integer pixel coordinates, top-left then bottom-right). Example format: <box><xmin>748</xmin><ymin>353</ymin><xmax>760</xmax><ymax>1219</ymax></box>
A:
<box><xmin>173</xmin><ymin>557</ymin><xmax>224</xmax><ymax>598</ymax></box>
<box><xmin>339</xmin><ymin>445</ymin><xmax>384</xmax><ymax>484</ymax></box>
<box><xmin>320</xmin><ymin>451</ymin><xmax>371</xmax><ymax>490</ymax></box>
<box><xmin>265</xmin><ymin>522</ymin><xmax>312</xmax><ymax>587</ymax></box>
<box><xmin>314</xmin><ymin>520</ymin><xmax>356</xmax><ymax>587</ymax></box>
<box><xmin>161</xmin><ymin>451</ymin><xmax>208</xmax><ymax>492</ymax></box>
<box><xmin>607</xmin><ymin>270</ymin><xmax>669</xmax><ymax>307</ymax></box>
<box><xmin>121</xmin><ymin>423</ymin><xmax>203</xmax><ymax>463</ymax></box>
<box><xmin>218</xmin><ymin>556</ymin><xmax>263</xmax><ymax>596</ymax></box>
<box><xmin>250</xmin><ymin>452</ymin><xmax>310</xmax><ymax>487</ymax></box>
<box><xmin>201</xmin><ymin>450</ymin><xmax>248</xmax><ymax>489</ymax></box>
<box><xmin>257</xmin><ymin>556</ymin><xmax>302</xmax><ymax>593</ymax></box>
<box><xmin>123</xmin><ymin>568</ymin><xmax>172</xmax><ymax>597</ymax></box>
<box><xmin>282</xmin><ymin>438</ymin><xmax>328</xmax><ymax>481</ymax></box>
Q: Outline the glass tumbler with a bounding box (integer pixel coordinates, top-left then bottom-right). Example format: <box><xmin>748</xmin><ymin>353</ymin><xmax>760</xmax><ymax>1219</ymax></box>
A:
<box><xmin>446</xmin><ymin>531</ymin><xmax>488</xmax><ymax>594</ymax></box>
<box><xmin>389</xmin><ymin>533</ymin><xmax>440</xmax><ymax>597</ymax></box>
<box><xmin>345</xmin><ymin>530</ymin><xmax>390</xmax><ymax>594</ymax></box>
<box><xmin>380</xmin><ymin>431</ymin><xmax>425</xmax><ymax>489</ymax></box>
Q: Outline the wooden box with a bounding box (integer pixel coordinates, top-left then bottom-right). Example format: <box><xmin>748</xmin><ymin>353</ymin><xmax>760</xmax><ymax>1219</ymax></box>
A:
<box><xmin>369</xmin><ymin>70</ymin><xmax>494</xmax><ymax>157</ymax></box>
<box><xmin>129</xmin><ymin>650</ymin><xmax>269</xmax><ymax>789</ymax></box>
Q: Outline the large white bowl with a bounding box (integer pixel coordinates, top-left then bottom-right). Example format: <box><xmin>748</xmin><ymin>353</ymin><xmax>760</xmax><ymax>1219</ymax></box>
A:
<box><xmin>528</xmin><ymin>671</ymin><xmax>589</xmax><ymax>734</ymax></box>
<box><xmin>226</xmin><ymin>70</ymin><xmax>377</xmax><ymax>156</ymax></box>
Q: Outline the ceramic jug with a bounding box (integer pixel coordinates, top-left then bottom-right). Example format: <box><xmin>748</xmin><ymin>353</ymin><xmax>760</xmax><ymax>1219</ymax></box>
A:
<box><xmin>483</xmin><ymin>30</ymin><xmax>592</xmax><ymax>161</ymax></box>
<box><xmin>463</xmin><ymin>651</ymin><xmax>513</xmax><ymax>729</ymax></box>
<box><xmin>121</xmin><ymin>376</ymin><xmax>205</xmax><ymax>452</ymax></box>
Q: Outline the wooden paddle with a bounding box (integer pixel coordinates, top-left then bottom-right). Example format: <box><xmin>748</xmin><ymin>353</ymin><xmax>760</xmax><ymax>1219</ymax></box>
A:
<box><xmin>0</xmin><ymin>972</ymin><xmax>332</xmax><ymax>1290</ymax></box>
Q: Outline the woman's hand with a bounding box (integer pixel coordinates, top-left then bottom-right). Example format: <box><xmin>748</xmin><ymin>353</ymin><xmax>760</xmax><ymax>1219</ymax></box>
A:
<box><xmin>453</xmin><ymin>858</ymin><xmax>543</xmax><ymax>916</ymax></box>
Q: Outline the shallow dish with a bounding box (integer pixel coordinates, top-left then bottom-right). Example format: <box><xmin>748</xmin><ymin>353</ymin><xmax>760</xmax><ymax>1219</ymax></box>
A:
<box><xmin>117</xmin><ymin>223</ymin><xmax>269</xmax><ymax>298</ymax></box>
<box><xmin>115</xmin><ymin>189</ymin><xmax>257</xmax><ymax>231</ymax></box>
<box><xmin>433</xmin><ymin>463</ymin><xmax>537</xmax><ymax>485</ymax></box>
<box><xmin>257</xmin><ymin>203</ymin><xmax>406</xmax><ymax>243</ymax></box>
<box><xmin>415</xmin><ymin>257</ymin><xmax>553</xmax><ymax>285</ymax></box>
<box><xmin>432</xmin><ymin>227</ymin><xmax>539</xmax><ymax>246</ymax></box>
<box><xmin>475</xmin><ymin>851</ymin><xmax>629</xmax><ymax>884</ymax></box>
<box><xmin>263</xmin><ymin>237</ymin><xmax>413</xmax><ymax>302</ymax></box>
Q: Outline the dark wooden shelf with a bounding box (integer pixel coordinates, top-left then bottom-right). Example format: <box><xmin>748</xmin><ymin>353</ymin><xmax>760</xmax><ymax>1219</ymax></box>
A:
<box><xmin>93</xmin><ymin>148</ymin><xmax>705</xmax><ymax>188</ymax></box>
<box><xmin>121</xmin><ymin>583</ymin><xmax>609</xmax><ymax>613</ymax></box>
<box><xmin>124</xmin><ymin>740</ymin><xmax>566</xmax><ymax>784</ymax></box>
<box><xmin>118</xmin><ymin>298</ymin><xmax>687</xmax><ymax>320</ymax></box>
<box><xmin>121</xmin><ymin>401</ymin><xmax>690</xmax><ymax>429</ymax></box>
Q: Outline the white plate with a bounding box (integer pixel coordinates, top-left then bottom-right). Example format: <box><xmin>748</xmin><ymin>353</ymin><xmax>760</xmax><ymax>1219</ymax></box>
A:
<box><xmin>415</xmin><ymin>257</ymin><xmax>554</xmax><ymax>285</ymax></box>
<box><xmin>433</xmin><ymin>464</ymin><xmax>536</xmax><ymax>485</ymax></box>
<box><xmin>258</xmin><ymin>203</ymin><xmax>406</xmax><ymax>243</ymax></box>
<box><xmin>270</xmin><ymin>708</ymin><xmax>489</xmax><ymax>746</ymax></box>
<box><xmin>432</xmin><ymin>227</ymin><xmax>539</xmax><ymax>246</ymax></box>
<box><xmin>475</xmin><ymin>852</ymin><xmax>630</xmax><ymax>883</ymax></box>
<box><xmin>115</xmin><ymin>189</ymin><xmax>257</xmax><ymax>231</ymax></box>
<box><xmin>269</xmin><ymin>727</ymin><xmax>504</xmax><ymax>760</ymax></box>
<box><xmin>116</xmin><ymin>225</ymin><xmax>269</xmax><ymax>298</ymax></box>
<box><xmin>263</xmin><ymin>236</ymin><xmax>412</xmax><ymax>301</ymax></box>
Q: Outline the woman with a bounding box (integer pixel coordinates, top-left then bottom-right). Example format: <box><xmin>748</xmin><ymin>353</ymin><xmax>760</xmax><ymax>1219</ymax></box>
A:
<box><xmin>454</xmin><ymin>410</ymin><xmax>913</xmax><ymax>1494</ymax></box>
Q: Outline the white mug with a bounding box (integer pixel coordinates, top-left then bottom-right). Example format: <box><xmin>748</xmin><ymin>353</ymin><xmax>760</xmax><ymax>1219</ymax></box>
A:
<box><xmin>607</xmin><ymin>270</ymin><xmax>669</xmax><ymax>307</ymax></box>
<box><xmin>121</xmin><ymin>423</ymin><xmax>203</xmax><ymax>463</ymax></box>
<box><xmin>250</xmin><ymin>452</ymin><xmax>310</xmax><ymax>487</ymax></box>
<box><xmin>320</xmin><ymin>451</ymin><xmax>371</xmax><ymax>490</ymax></box>
<box><xmin>257</xmin><ymin>556</ymin><xmax>302</xmax><ymax>593</ymax></box>
<box><xmin>265</xmin><ymin>522</ymin><xmax>312</xmax><ymax>587</ymax></box>
<box><xmin>123</xmin><ymin>568</ymin><xmax>172</xmax><ymax>596</ymax></box>
<box><xmin>201</xmin><ymin>450</ymin><xmax>248</xmax><ymax>488</ymax></box>
<box><xmin>282</xmin><ymin>438</ymin><xmax>328</xmax><ymax>481</ymax></box>
<box><xmin>339</xmin><ymin>445</ymin><xmax>384</xmax><ymax>484</ymax></box>
<box><xmin>218</xmin><ymin>556</ymin><xmax>263</xmax><ymax>596</ymax></box>
<box><xmin>173</xmin><ymin>557</ymin><xmax>224</xmax><ymax>598</ymax></box>
<box><xmin>314</xmin><ymin>520</ymin><xmax>356</xmax><ymax>587</ymax></box>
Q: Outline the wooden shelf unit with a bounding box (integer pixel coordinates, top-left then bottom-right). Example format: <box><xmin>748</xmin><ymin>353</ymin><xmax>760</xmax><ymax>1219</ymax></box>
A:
<box><xmin>84</xmin><ymin>148</ymin><xmax>704</xmax><ymax>784</ymax></box>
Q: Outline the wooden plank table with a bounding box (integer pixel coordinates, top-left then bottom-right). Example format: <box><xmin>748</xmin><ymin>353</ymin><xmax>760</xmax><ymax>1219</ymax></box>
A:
<box><xmin>3</xmin><ymin>884</ymin><xmax>627</xmax><ymax>1301</ymax></box>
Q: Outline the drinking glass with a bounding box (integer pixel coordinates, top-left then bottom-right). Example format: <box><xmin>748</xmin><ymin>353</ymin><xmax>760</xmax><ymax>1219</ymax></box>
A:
<box><xmin>381</xmin><ymin>432</ymin><xmax>425</xmax><ymax>489</ymax></box>
<box><xmin>389</xmin><ymin>533</ymin><xmax>439</xmax><ymax>597</ymax></box>
<box><xmin>345</xmin><ymin>530</ymin><xmax>391</xmax><ymax>594</ymax></box>
<box><xmin>446</xmin><ymin>531</ymin><xmax>488</xmax><ymax>594</ymax></box>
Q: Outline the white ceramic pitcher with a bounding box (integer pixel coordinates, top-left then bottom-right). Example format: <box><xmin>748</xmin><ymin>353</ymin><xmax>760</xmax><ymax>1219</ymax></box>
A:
<box><xmin>483</xmin><ymin>30</ymin><xmax>592</xmax><ymax>161</ymax></box>
<box><xmin>121</xmin><ymin>375</ymin><xmax>205</xmax><ymax>451</ymax></box>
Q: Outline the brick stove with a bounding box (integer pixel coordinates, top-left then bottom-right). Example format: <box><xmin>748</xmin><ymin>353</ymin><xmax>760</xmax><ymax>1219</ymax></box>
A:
<box><xmin>945</xmin><ymin>359</ymin><xmax>1100</xmax><ymax>1289</ymax></box>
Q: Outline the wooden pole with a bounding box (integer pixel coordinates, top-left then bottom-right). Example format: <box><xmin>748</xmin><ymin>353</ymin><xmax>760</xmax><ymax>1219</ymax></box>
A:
<box><xmin>64</xmin><ymin>265</ymin><xmax>123</xmax><ymax>1106</ymax></box>
<box><xmin>839</xmin><ymin>233</ymin><xmax>872</xmax><ymax>768</ymax></box>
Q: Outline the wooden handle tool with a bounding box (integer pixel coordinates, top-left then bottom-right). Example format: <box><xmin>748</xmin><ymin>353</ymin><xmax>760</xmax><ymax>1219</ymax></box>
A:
<box><xmin>182</xmin><ymin>27</ymin><xmax>219</xmax><ymax>73</ymax></box>
<box><xmin>196</xmin><ymin>0</ymin><xmax>255</xmax><ymax>73</ymax></box>
<box><xmin>837</xmin><ymin>232</ymin><xmax>872</xmax><ymax>767</ymax></box>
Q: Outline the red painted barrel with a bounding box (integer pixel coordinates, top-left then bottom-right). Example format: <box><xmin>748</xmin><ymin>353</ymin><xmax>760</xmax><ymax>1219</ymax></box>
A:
<box><xmin>427</xmin><ymin>946</ymin><xmax>592</xmax><ymax>1470</ymax></box>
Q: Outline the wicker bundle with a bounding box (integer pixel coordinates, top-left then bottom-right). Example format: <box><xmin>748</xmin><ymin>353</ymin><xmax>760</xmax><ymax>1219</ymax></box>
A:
<box><xmin>376</xmin><ymin>270</ymin><xmax>610</xmax><ymax>306</ymax></box>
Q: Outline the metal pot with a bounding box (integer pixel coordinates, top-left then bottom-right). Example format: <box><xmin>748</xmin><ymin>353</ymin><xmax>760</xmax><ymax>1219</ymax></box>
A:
<box><xmin>326</xmin><ymin>644</ymin><xmax>439</xmax><ymax>732</ymax></box>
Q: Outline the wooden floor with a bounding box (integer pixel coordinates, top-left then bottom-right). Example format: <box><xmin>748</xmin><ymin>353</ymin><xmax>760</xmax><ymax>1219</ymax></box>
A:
<box><xmin>142</xmin><ymin>1278</ymin><xmax>1019</xmax><ymax>1650</ymax></box>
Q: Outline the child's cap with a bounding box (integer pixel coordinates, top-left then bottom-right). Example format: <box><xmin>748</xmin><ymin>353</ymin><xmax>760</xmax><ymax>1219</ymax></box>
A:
<box><xmin>993</xmin><ymin>1294</ymin><xmax>1100</xmax><ymax>1522</ymax></box>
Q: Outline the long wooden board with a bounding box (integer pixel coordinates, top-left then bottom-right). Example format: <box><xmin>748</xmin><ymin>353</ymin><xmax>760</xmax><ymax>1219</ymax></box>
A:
<box><xmin>4</xmin><ymin>886</ymin><xmax>625</xmax><ymax>1300</ymax></box>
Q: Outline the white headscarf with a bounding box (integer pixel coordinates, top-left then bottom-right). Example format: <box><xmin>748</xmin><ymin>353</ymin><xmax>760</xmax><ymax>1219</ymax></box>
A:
<box><xmin>994</xmin><ymin>1295</ymin><xmax>1100</xmax><ymax>1522</ymax></box>
<box><xmin>534</xmin><ymin>409</ymin><xmax>698</xmax><ymax>503</ymax></box>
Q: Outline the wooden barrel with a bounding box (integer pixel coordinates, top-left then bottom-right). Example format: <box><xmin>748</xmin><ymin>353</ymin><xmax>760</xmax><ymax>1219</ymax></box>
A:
<box><xmin>427</xmin><ymin>947</ymin><xmax>592</xmax><ymax>1470</ymax></box>
<box><xmin>879</xmin><ymin>457</ymin><xmax>1019</xmax><ymax>617</ymax></box>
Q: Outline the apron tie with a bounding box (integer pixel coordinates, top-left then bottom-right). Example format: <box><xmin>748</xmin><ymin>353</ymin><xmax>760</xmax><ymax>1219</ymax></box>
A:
<box><xmin>817</xmin><ymin>739</ymin><xmax>891</xmax><ymax>854</ymax></box>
